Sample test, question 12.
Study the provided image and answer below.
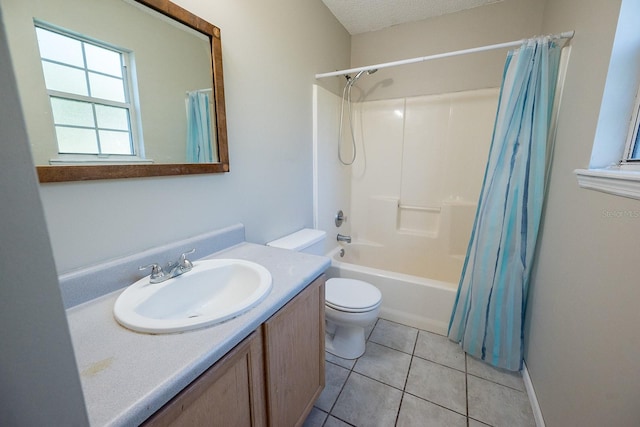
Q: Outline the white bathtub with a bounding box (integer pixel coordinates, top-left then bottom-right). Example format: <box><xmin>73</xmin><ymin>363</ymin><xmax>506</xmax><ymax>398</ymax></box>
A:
<box><xmin>326</xmin><ymin>244</ymin><xmax>458</xmax><ymax>335</ymax></box>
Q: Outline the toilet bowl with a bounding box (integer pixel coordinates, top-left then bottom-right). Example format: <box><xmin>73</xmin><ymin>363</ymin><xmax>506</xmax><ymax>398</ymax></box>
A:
<box><xmin>325</xmin><ymin>278</ymin><xmax>381</xmax><ymax>360</ymax></box>
<box><xmin>266</xmin><ymin>229</ymin><xmax>382</xmax><ymax>360</ymax></box>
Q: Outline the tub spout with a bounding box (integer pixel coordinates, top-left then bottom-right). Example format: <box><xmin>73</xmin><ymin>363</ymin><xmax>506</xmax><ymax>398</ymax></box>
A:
<box><xmin>337</xmin><ymin>234</ymin><xmax>352</xmax><ymax>243</ymax></box>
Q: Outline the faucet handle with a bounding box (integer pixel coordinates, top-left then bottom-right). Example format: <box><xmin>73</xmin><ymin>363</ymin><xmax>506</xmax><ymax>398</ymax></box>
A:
<box><xmin>179</xmin><ymin>249</ymin><xmax>196</xmax><ymax>269</ymax></box>
<box><xmin>139</xmin><ymin>263</ymin><xmax>167</xmax><ymax>283</ymax></box>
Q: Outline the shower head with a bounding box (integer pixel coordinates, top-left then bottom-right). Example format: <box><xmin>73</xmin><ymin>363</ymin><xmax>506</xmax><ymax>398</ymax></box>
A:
<box><xmin>348</xmin><ymin>68</ymin><xmax>378</xmax><ymax>85</ymax></box>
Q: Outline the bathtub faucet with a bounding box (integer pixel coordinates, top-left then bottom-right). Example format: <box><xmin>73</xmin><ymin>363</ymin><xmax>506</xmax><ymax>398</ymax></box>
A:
<box><xmin>337</xmin><ymin>234</ymin><xmax>352</xmax><ymax>243</ymax></box>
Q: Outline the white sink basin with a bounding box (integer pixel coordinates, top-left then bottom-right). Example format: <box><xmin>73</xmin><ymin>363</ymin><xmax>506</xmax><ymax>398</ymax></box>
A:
<box><xmin>114</xmin><ymin>259</ymin><xmax>272</xmax><ymax>334</ymax></box>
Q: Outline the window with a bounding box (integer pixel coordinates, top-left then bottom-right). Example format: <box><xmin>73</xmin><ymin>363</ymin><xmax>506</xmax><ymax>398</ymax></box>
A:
<box><xmin>624</xmin><ymin>89</ymin><xmax>640</xmax><ymax>162</ymax></box>
<box><xmin>35</xmin><ymin>24</ymin><xmax>142</xmax><ymax>160</ymax></box>
<box><xmin>573</xmin><ymin>0</ymin><xmax>640</xmax><ymax>200</ymax></box>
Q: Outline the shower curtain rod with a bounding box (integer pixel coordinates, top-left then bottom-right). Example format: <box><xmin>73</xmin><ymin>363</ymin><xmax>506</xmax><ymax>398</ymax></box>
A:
<box><xmin>186</xmin><ymin>88</ymin><xmax>212</xmax><ymax>94</ymax></box>
<box><xmin>315</xmin><ymin>30</ymin><xmax>574</xmax><ymax>79</ymax></box>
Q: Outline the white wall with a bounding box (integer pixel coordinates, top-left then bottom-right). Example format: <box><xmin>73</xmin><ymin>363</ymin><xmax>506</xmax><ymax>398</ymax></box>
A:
<box><xmin>28</xmin><ymin>0</ymin><xmax>350</xmax><ymax>273</ymax></box>
<box><xmin>345</xmin><ymin>1</ymin><xmax>640</xmax><ymax>424</ymax></box>
<box><xmin>0</xmin><ymin>0</ymin><xmax>350</xmax><ymax>420</ymax></box>
<box><xmin>526</xmin><ymin>0</ymin><xmax>640</xmax><ymax>426</ymax></box>
<box><xmin>349</xmin><ymin>0</ymin><xmax>545</xmax><ymax>101</ymax></box>
<box><xmin>7</xmin><ymin>0</ymin><xmax>640</xmax><ymax>423</ymax></box>
<box><xmin>0</xmin><ymin>14</ymin><xmax>88</xmax><ymax>425</ymax></box>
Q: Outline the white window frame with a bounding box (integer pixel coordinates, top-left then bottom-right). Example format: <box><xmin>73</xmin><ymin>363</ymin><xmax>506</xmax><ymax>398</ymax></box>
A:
<box><xmin>573</xmin><ymin>0</ymin><xmax>640</xmax><ymax>199</ymax></box>
<box><xmin>35</xmin><ymin>21</ymin><xmax>147</xmax><ymax>164</ymax></box>
<box><xmin>575</xmin><ymin>96</ymin><xmax>640</xmax><ymax>198</ymax></box>
<box><xmin>621</xmin><ymin>86</ymin><xmax>640</xmax><ymax>165</ymax></box>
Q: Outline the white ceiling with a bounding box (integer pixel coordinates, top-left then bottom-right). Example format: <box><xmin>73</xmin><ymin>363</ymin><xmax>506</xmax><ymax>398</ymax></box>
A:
<box><xmin>322</xmin><ymin>0</ymin><xmax>503</xmax><ymax>35</ymax></box>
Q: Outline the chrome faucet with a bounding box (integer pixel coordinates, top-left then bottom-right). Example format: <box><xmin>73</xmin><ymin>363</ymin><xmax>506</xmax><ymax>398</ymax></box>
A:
<box><xmin>140</xmin><ymin>249</ymin><xmax>196</xmax><ymax>283</ymax></box>
<box><xmin>337</xmin><ymin>234</ymin><xmax>352</xmax><ymax>243</ymax></box>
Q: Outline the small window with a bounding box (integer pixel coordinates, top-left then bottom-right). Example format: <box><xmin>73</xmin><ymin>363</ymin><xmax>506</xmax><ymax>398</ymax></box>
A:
<box><xmin>623</xmin><ymin>87</ymin><xmax>640</xmax><ymax>162</ymax></box>
<box><xmin>35</xmin><ymin>24</ymin><xmax>143</xmax><ymax>160</ymax></box>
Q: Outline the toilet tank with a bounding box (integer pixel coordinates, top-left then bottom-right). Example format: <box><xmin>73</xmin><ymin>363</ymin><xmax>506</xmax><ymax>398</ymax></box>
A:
<box><xmin>266</xmin><ymin>229</ymin><xmax>326</xmax><ymax>255</ymax></box>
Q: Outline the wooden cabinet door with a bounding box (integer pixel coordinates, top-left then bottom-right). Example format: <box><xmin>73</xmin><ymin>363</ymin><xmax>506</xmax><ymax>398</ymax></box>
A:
<box><xmin>263</xmin><ymin>275</ymin><xmax>325</xmax><ymax>427</ymax></box>
<box><xmin>144</xmin><ymin>330</ymin><xmax>267</xmax><ymax>427</ymax></box>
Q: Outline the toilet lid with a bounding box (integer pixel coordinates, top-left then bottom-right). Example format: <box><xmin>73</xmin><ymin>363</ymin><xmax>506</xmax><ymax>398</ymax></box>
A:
<box><xmin>325</xmin><ymin>278</ymin><xmax>382</xmax><ymax>313</ymax></box>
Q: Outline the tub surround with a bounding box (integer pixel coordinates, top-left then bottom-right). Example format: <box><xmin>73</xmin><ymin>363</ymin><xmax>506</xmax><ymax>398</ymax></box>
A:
<box><xmin>65</xmin><ymin>225</ymin><xmax>330</xmax><ymax>426</ymax></box>
<box><xmin>347</xmin><ymin>90</ymin><xmax>497</xmax><ymax>269</ymax></box>
<box><xmin>313</xmin><ymin>88</ymin><xmax>493</xmax><ymax>334</ymax></box>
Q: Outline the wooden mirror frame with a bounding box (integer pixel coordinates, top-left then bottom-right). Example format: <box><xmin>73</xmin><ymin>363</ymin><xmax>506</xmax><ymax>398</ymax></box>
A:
<box><xmin>36</xmin><ymin>0</ymin><xmax>229</xmax><ymax>182</ymax></box>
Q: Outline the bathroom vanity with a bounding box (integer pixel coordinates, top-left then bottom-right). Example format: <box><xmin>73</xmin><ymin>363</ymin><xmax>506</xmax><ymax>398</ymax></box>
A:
<box><xmin>145</xmin><ymin>275</ymin><xmax>325</xmax><ymax>426</ymax></box>
<box><xmin>63</xmin><ymin>225</ymin><xmax>330</xmax><ymax>426</ymax></box>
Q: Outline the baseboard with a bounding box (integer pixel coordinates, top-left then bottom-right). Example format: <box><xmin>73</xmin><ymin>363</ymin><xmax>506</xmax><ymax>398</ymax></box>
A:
<box><xmin>522</xmin><ymin>362</ymin><xmax>545</xmax><ymax>427</ymax></box>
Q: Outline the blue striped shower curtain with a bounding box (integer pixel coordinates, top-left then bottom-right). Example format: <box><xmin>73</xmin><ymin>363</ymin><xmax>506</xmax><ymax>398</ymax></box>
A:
<box><xmin>186</xmin><ymin>91</ymin><xmax>213</xmax><ymax>163</ymax></box>
<box><xmin>448</xmin><ymin>37</ymin><xmax>562</xmax><ymax>371</ymax></box>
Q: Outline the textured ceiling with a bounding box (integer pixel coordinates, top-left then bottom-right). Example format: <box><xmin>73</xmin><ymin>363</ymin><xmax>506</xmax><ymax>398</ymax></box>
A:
<box><xmin>322</xmin><ymin>0</ymin><xmax>503</xmax><ymax>35</ymax></box>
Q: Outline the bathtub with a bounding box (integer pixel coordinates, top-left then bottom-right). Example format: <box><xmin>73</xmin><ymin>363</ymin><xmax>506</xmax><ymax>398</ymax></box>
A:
<box><xmin>326</xmin><ymin>244</ymin><xmax>458</xmax><ymax>335</ymax></box>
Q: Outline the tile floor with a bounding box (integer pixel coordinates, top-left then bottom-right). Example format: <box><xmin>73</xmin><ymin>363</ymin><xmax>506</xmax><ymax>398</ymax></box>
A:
<box><xmin>304</xmin><ymin>318</ymin><xmax>535</xmax><ymax>427</ymax></box>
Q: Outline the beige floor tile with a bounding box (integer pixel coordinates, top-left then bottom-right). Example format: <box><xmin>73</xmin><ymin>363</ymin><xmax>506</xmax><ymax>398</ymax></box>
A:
<box><xmin>331</xmin><ymin>372</ymin><xmax>402</xmax><ymax>427</ymax></box>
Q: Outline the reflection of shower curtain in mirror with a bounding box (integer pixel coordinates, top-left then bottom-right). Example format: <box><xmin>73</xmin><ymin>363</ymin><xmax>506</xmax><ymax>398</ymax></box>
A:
<box><xmin>186</xmin><ymin>91</ymin><xmax>213</xmax><ymax>163</ymax></box>
<box><xmin>448</xmin><ymin>37</ymin><xmax>562</xmax><ymax>371</ymax></box>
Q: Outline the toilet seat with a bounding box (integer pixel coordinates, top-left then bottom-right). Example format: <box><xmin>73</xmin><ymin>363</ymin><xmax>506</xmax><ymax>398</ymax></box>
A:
<box><xmin>325</xmin><ymin>278</ymin><xmax>382</xmax><ymax>313</ymax></box>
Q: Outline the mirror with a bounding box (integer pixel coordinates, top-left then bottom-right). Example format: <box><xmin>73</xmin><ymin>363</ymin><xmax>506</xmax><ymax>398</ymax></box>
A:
<box><xmin>1</xmin><ymin>0</ymin><xmax>228</xmax><ymax>182</ymax></box>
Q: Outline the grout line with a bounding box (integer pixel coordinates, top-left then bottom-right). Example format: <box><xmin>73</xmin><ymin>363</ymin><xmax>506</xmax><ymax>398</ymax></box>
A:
<box><xmin>468</xmin><ymin>416</ymin><xmax>493</xmax><ymax>426</ymax></box>
<box><xmin>410</xmin><ymin>351</ymin><xmax>466</xmax><ymax>373</ymax></box>
<box><xmin>349</xmin><ymin>365</ymin><xmax>405</xmax><ymax>392</ymax></box>
<box><xmin>394</xmin><ymin>331</ymin><xmax>419</xmax><ymax>426</ymax></box>
<box><xmin>323</xmin><ymin>368</ymin><xmax>352</xmax><ymax>424</ymax></box>
<box><xmin>366</xmin><ymin>339</ymin><xmax>414</xmax><ymax>356</ymax></box>
<box><xmin>324</xmin><ymin>359</ymin><xmax>350</xmax><ymax>370</ymax></box>
<box><xmin>321</xmin><ymin>318</ymin><xmax>378</xmax><ymax>426</ymax></box>
<box><xmin>325</xmin><ymin>412</ymin><xmax>357</xmax><ymax>427</ymax></box>
<box><xmin>365</xmin><ymin>317</ymin><xmax>380</xmax><ymax>340</ymax></box>
<box><xmin>314</xmin><ymin>407</ymin><xmax>329</xmax><ymax>427</ymax></box>
<box><xmin>325</xmin><ymin>318</ymin><xmax>476</xmax><ymax>425</ymax></box>
<box><xmin>337</xmin><ymin>357</ymin><xmax>469</xmax><ymax>419</ymax></box>
<box><xmin>393</xmin><ymin>392</ymin><xmax>404</xmax><ymax>426</ymax></box>
<box><xmin>402</xmin><ymin>390</ymin><xmax>469</xmax><ymax>419</ymax></box>
<box><xmin>401</xmin><ymin>328</ymin><xmax>420</xmax><ymax>391</ymax></box>
<box><xmin>466</xmin><ymin>371</ymin><xmax>527</xmax><ymax>393</ymax></box>
<box><xmin>320</xmin><ymin>316</ymin><xmax>534</xmax><ymax>427</ymax></box>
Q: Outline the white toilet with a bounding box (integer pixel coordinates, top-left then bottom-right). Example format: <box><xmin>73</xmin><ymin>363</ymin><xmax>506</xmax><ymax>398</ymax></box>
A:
<box><xmin>267</xmin><ymin>228</ymin><xmax>382</xmax><ymax>360</ymax></box>
<box><xmin>324</xmin><ymin>277</ymin><xmax>381</xmax><ymax>359</ymax></box>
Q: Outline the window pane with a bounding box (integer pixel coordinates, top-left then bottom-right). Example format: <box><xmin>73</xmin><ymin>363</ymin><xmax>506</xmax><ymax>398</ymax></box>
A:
<box><xmin>89</xmin><ymin>72</ymin><xmax>125</xmax><ymax>102</ymax></box>
<box><xmin>95</xmin><ymin>105</ymin><xmax>130</xmax><ymax>130</ymax></box>
<box><xmin>56</xmin><ymin>127</ymin><xmax>98</xmax><ymax>154</ymax></box>
<box><xmin>42</xmin><ymin>62</ymin><xmax>88</xmax><ymax>96</ymax></box>
<box><xmin>632</xmin><ymin>129</ymin><xmax>640</xmax><ymax>159</ymax></box>
<box><xmin>35</xmin><ymin>25</ymin><xmax>140</xmax><ymax>158</ymax></box>
<box><xmin>85</xmin><ymin>44</ymin><xmax>123</xmax><ymax>77</ymax></box>
<box><xmin>99</xmin><ymin>130</ymin><xmax>132</xmax><ymax>155</ymax></box>
<box><xmin>35</xmin><ymin>27</ymin><xmax>84</xmax><ymax>67</ymax></box>
<box><xmin>50</xmin><ymin>98</ymin><xmax>95</xmax><ymax>127</ymax></box>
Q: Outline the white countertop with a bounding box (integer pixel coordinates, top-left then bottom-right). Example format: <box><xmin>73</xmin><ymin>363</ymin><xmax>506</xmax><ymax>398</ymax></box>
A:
<box><xmin>66</xmin><ymin>242</ymin><xmax>330</xmax><ymax>426</ymax></box>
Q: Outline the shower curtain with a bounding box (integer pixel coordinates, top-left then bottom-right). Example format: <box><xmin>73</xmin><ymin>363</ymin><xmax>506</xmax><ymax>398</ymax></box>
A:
<box><xmin>448</xmin><ymin>37</ymin><xmax>562</xmax><ymax>371</ymax></box>
<box><xmin>186</xmin><ymin>91</ymin><xmax>213</xmax><ymax>163</ymax></box>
